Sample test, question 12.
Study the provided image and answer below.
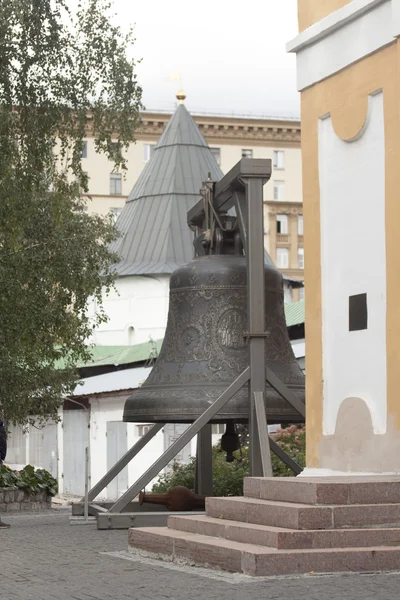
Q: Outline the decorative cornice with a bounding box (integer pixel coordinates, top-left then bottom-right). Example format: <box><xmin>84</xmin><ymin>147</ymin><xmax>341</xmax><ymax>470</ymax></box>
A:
<box><xmin>138</xmin><ymin>112</ymin><xmax>301</xmax><ymax>147</ymax></box>
<box><xmin>266</xmin><ymin>201</ymin><xmax>303</xmax><ymax>215</ymax></box>
<box><xmin>287</xmin><ymin>0</ymin><xmax>394</xmax><ymax>91</ymax></box>
<box><xmin>84</xmin><ymin>111</ymin><xmax>301</xmax><ymax>146</ymax></box>
<box><xmin>287</xmin><ymin>0</ymin><xmax>385</xmax><ymax>54</ymax></box>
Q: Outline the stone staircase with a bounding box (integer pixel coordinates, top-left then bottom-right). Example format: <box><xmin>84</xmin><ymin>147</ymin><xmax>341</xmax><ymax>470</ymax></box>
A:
<box><xmin>128</xmin><ymin>476</ymin><xmax>400</xmax><ymax>576</ymax></box>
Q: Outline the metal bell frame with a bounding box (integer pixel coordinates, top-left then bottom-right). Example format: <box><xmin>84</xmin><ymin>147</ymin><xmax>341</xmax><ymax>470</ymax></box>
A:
<box><xmin>73</xmin><ymin>158</ymin><xmax>305</xmax><ymax>529</ymax></box>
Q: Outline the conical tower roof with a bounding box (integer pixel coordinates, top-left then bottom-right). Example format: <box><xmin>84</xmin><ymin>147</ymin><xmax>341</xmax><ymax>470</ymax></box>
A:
<box><xmin>111</xmin><ymin>103</ymin><xmax>223</xmax><ymax>276</ymax></box>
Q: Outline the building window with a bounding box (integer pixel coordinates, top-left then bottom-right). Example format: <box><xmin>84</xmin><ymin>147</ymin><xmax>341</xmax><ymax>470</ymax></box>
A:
<box><xmin>299</xmin><ymin>287</ymin><xmax>305</xmax><ymax>301</ymax></box>
<box><xmin>137</xmin><ymin>425</ymin><xmax>153</xmax><ymax>437</ymax></box>
<box><xmin>76</xmin><ymin>171</ymin><xmax>88</xmax><ymax>193</ymax></box>
<box><xmin>242</xmin><ymin>149</ymin><xmax>253</xmax><ymax>158</ymax></box>
<box><xmin>110</xmin><ymin>142</ymin><xmax>122</xmax><ymax>161</ymax></box>
<box><xmin>276</xmin><ymin>214</ymin><xmax>288</xmax><ymax>234</ymax></box>
<box><xmin>298</xmin><ymin>215</ymin><xmax>303</xmax><ymax>235</ymax></box>
<box><xmin>211</xmin><ymin>424</ymin><xmax>225</xmax><ymax>435</ymax></box>
<box><xmin>110</xmin><ymin>173</ymin><xmax>122</xmax><ymax>195</ymax></box>
<box><xmin>144</xmin><ymin>144</ymin><xmax>155</xmax><ymax>162</ymax></box>
<box><xmin>273</xmin><ymin>180</ymin><xmax>284</xmax><ymax>201</ymax></box>
<box><xmin>110</xmin><ymin>207</ymin><xmax>122</xmax><ymax>223</ymax></box>
<box><xmin>210</xmin><ymin>147</ymin><xmax>221</xmax><ymax>166</ymax></box>
<box><xmin>81</xmin><ymin>141</ymin><xmax>88</xmax><ymax>159</ymax></box>
<box><xmin>276</xmin><ymin>248</ymin><xmax>289</xmax><ymax>269</ymax></box>
<box><xmin>273</xmin><ymin>150</ymin><xmax>284</xmax><ymax>169</ymax></box>
<box><xmin>298</xmin><ymin>247</ymin><xmax>304</xmax><ymax>269</ymax></box>
<box><xmin>127</xmin><ymin>325</ymin><xmax>135</xmax><ymax>345</ymax></box>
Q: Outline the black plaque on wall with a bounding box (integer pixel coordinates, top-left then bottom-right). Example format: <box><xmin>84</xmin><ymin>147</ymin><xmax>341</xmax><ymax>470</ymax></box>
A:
<box><xmin>349</xmin><ymin>293</ymin><xmax>368</xmax><ymax>331</ymax></box>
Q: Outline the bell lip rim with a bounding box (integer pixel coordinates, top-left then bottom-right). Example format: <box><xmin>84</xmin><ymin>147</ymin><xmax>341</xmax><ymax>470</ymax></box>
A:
<box><xmin>126</xmin><ymin>382</ymin><xmax>305</xmax><ymax>391</ymax></box>
<box><xmin>122</xmin><ymin>414</ymin><xmax>305</xmax><ymax>424</ymax></box>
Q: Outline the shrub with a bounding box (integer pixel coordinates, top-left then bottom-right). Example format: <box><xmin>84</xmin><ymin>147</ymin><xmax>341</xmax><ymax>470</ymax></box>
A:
<box><xmin>0</xmin><ymin>464</ymin><xmax>58</xmax><ymax>496</ymax></box>
<box><xmin>271</xmin><ymin>425</ymin><xmax>306</xmax><ymax>477</ymax></box>
<box><xmin>152</xmin><ymin>425</ymin><xmax>306</xmax><ymax>497</ymax></box>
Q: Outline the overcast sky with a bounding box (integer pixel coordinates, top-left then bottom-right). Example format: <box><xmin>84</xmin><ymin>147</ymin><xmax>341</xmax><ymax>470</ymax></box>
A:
<box><xmin>110</xmin><ymin>0</ymin><xmax>300</xmax><ymax>118</ymax></box>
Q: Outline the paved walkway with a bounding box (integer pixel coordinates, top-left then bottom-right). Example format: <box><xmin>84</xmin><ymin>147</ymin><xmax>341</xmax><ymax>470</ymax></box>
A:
<box><xmin>1</xmin><ymin>509</ymin><xmax>399</xmax><ymax>600</ymax></box>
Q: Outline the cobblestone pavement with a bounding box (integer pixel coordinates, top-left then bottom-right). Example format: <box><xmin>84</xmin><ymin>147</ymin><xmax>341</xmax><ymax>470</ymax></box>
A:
<box><xmin>1</xmin><ymin>510</ymin><xmax>400</xmax><ymax>600</ymax></box>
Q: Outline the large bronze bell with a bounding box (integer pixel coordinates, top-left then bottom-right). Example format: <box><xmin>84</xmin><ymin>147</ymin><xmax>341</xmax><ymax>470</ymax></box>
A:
<box><xmin>123</xmin><ymin>251</ymin><xmax>305</xmax><ymax>425</ymax></box>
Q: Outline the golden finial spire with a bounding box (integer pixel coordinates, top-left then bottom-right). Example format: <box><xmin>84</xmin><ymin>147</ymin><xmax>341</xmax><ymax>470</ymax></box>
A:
<box><xmin>176</xmin><ymin>89</ymin><xmax>186</xmax><ymax>104</ymax></box>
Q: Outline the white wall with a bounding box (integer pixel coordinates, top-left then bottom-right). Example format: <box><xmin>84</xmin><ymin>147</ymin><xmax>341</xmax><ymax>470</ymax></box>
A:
<box><xmin>89</xmin><ymin>274</ymin><xmax>170</xmax><ymax>346</ymax></box>
<box><xmin>319</xmin><ymin>91</ymin><xmax>386</xmax><ymax>435</ymax></box>
<box><xmin>89</xmin><ymin>394</ymin><xmax>165</xmax><ymax>501</ymax></box>
<box><xmin>5</xmin><ymin>400</ymin><xmax>192</xmax><ymax>501</ymax></box>
<box><xmin>6</xmin><ymin>422</ymin><xmax>58</xmax><ymax>478</ymax></box>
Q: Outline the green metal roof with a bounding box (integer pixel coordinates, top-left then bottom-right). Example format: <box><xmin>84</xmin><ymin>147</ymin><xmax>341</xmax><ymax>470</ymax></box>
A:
<box><xmin>111</xmin><ymin>103</ymin><xmax>223</xmax><ymax>277</ymax></box>
<box><xmin>80</xmin><ymin>341</ymin><xmax>163</xmax><ymax>367</ymax></box>
<box><xmin>57</xmin><ymin>339</ymin><xmax>163</xmax><ymax>370</ymax></box>
<box><xmin>284</xmin><ymin>299</ymin><xmax>305</xmax><ymax>328</ymax></box>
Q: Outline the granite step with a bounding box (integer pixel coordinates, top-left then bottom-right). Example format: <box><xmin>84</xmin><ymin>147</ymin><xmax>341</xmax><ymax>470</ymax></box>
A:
<box><xmin>128</xmin><ymin>526</ymin><xmax>400</xmax><ymax>576</ymax></box>
<box><xmin>244</xmin><ymin>476</ymin><xmax>400</xmax><ymax>506</ymax></box>
<box><xmin>206</xmin><ymin>496</ymin><xmax>400</xmax><ymax>530</ymax></box>
<box><xmin>168</xmin><ymin>514</ymin><xmax>400</xmax><ymax>549</ymax></box>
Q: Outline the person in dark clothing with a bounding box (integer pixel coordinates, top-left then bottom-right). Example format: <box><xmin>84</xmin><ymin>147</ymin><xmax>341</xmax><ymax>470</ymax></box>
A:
<box><xmin>0</xmin><ymin>420</ymin><xmax>6</xmax><ymax>462</ymax></box>
<box><xmin>0</xmin><ymin>419</ymin><xmax>10</xmax><ymax>528</ymax></box>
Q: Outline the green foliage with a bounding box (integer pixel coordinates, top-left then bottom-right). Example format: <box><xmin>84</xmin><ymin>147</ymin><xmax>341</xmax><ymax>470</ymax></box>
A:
<box><xmin>153</xmin><ymin>457</ymin><xmax>197</xmax><ymax>494</ymax></box>
<box><xmin>0</xmin><ymin>0</ymin><xmax>143</xmax><ymax>425</ymax></box>
<box><xmin>0</xmin><ymin>464</ymin><xmax>58</xmax><ymax>496</ymax></box>
<box><xmin>152</xmin><ymin>445</ymin><xmax>250</xmax><ymax>497</ymax></box>
<box><xmin>152</xmin><ymin>425</ymin><xmax>306</xmax><ymax>497</ymax></box>
<box><xmin>271</xmin><ymin>425</ymin><xmax>306</xmax><ymax>477</ymax></box>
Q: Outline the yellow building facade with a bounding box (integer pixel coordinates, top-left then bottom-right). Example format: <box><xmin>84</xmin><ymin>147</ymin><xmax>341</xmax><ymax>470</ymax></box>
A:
<box><xmin>288</xmin><ymin>0</ymin><xmax>400</xmax><ymax>473</ymax></box>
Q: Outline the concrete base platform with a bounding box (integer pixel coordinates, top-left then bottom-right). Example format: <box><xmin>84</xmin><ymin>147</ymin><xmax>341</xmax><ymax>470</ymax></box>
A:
<box><xmin>98</xmin><ymin>511</ymin><xmax>205</xmax><ymax>530</ymax></box>
<box><xmin>71</xmin><ymin>501</ymin><xmax>169</xmax><ymax>517</ymax></box>
<box><xmin>128</xmin><ymin>476</ymin><xmax>400</xmax><ymax>576</ymax></box>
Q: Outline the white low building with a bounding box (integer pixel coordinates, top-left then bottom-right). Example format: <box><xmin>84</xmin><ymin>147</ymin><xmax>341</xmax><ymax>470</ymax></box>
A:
<box><xmin>5</xmin><ymin>367</ymin><xmax>221</xmax><ymax>499</ymax></box>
